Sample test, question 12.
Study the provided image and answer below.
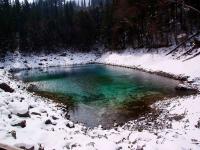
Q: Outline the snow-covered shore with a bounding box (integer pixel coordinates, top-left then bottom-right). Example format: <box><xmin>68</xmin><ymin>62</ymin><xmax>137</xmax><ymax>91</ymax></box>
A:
<box><xmin>3</xmin><ymin>48</ymin><xmax>200</xmax><ymax>85</ymax></box>
<box><xmin>0</xmin><ymin>49</ymin><xmax>200</xmax><ymax>150</ymax></box>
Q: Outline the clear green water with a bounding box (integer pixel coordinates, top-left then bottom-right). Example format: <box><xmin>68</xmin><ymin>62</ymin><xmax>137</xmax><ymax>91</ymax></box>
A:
<box><xmin>14</xmin><ymin>64</ymin><xmax>187</xmax><ymax>127</ymax></box>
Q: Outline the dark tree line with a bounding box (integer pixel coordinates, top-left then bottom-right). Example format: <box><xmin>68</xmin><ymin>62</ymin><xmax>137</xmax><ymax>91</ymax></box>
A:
<box><xmin>0</xmin><ymin>0</ymin><xmax>199</xmax><ymax>54</ymax></box>
<box><xmin>111</xmin><ymin>0</ymin><xmax>200</xmax><ymax>49</ymax></box>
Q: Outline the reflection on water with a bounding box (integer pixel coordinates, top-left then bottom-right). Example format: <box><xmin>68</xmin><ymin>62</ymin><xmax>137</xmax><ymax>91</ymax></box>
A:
<box><xmin>13</xmin><ymin>64</ymin><xmax>191</xmax><ymax>128</ymax></box>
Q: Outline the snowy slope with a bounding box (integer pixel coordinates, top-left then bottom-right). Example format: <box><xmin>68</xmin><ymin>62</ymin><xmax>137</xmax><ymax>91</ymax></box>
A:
<box><xmin>97</xmin><ymin>49</ymin><xmax>200</xmax><ymax>81</ymax></box>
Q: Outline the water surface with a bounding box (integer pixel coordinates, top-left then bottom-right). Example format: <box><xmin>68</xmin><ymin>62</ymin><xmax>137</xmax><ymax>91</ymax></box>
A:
<box><xmin>14</xmin><ymin>64</ymin><xmax>188</xmax><ymax>128</ymax></box>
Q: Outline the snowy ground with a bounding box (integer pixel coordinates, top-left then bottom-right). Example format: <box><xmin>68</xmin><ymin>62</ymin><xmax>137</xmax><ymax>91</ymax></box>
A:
<box><xmin>0</xmin><ymin>48</ymin><xmax>200</xmax><ymax>150</ymax></box>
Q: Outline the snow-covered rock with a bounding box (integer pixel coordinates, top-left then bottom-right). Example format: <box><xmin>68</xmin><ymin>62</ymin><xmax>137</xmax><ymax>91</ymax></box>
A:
<box><xmin>8</xmin><ymin>102</ymin><xmax>29</xmax><ymax>115</ymax></box>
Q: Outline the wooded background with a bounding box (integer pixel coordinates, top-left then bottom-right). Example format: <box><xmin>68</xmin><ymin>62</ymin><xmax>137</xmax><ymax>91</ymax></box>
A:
<box><xmin>0</xmin><ymin>0</ymin><xmax>199</xmax><ymax>53</ymax></box>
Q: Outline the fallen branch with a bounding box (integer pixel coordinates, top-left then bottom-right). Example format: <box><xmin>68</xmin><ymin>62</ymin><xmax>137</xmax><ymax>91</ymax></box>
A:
<box><xmin>166</xmin><ymin>31</ymin><xmax>200</xmax><ymax>56</ymax></box>
<box><xmin>176</xmin><ymin>46</ymin><xmax>194</xmax><ymax>59</ymax></box>
<box><xmin>183</xmin><ymin>51</ymin><xmax>200</xmax><ymax>62</ymax></box>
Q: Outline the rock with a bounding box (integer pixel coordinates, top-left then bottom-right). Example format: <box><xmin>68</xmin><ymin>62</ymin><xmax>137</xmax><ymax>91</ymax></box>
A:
<box><xmin>9</xmin><ymin>68</ymin><xmax>15</xmax><ymax>73</ymax></box>
<box><xmin>20</xmin><ymin>97</ymin><xmax>25</xmax><ymax>101</ymax></box>
<box><xmin>66</xmin><ymin>122</ymin><xmax>75</xmax><ymax>128</ymax></box>
<box><xmin>195</xmin><ymin>120</ymin><xmax>200</xmax><ymax>128</ymax></box>
<box><xmin>65</xmin><ymin>114</ymin><xmax>70</xmax><ymax>120</ymax></box>
<box><xmin>40</xmin><ymin>109</ymin><xmax>47</xmax><ymax>113</ymax></box>
<box><xmin>15</xmin><ymin>143</ymin><xmax>34</xmax><ymax>150</ymax></box>
<box><xmin>9</xmin><ymin>102</ymin><xmax>29</xmax><ymax>115</ymax></box>
<box><xmin>28</xmin><ymin>105</ymin><xmax>34</xmax><ymax>109</ymax></box>
<box><xmin>8</xmin><ymin>114</ymin><xmax>12</xmax><ymax>119</ymax></box>
<box><xmin>20</xmin><ymin>146</ymin><xmax>34</xmax><ymax>150</ymax></box>
<box><xmin>9</xmin><ymin>130</ymin><xmax>16</xmax><ymax>139</ymax></box>
<box><xmin>52</xmin><ymin>116</ymin><xmax>59</xmax><ymax>120</ymax></box>
<box><xmin>86</xmin><ymin>142</ymin><xmax>95</xmax><ymax>147</ymax></box>
<box><xmin>38</xmin><ymin>144</ymin><xmax>44</xmax><ymax>150</ymax></box>
<box><xmin>31</xmin><ymin>112</ymin><xmax>41</xmax><ymax>116</ymax></box>
<box><xmin>59</xmin><ymin>53</ymin><xmax>67</xmax><ymax>56</ymax></box>
<box><xmin>116</xmin><ymin>147</ymin><xmax>123</xmax><ymax>150</ymax></box>
<box><xmin>45</xmin><ymin>119</ymin><xmax>56</xmax><ymax>125</ymax></box>
<box><xmin>45</xmin><ymin>119</ymin><xmax>52</xmax><ymax>125</ymax></box>
<box><xmin>137</xmin><ymin>127</ymin><xmax>143</xmax><ymax>132</ymax></box>
<box><xmin>169</xmin><ymin>114</ymin><xmax>185</xmax><ymax>121</ymax></box>
<box><xmin>38</xmin><ymin>63</ymin><xmax>43</xmax><ymax>66</ymax></box>
<box><xmin>17</xmin><ymin>111</ymin><xmax>30</xmax><ymax>118</ymax></box>
<box><xmin>40</xmin><ymin>59</ymin><xmax>47</xmax><ymax>61</ymax></box>
<box><xmin>136</xmin><ymin>145</ymin><xmax>145</xmax><ymax>150</ymax></box>
<box><xmin>27</xmin><ymin>84</ymin><xmax>38</xmax><ymax>92</ymax></box>
<box><xmin>12</xmin><ymin>120</ymin><xmax>26</xmax><ymax>128</ymax></box>
<box><xmin>0</xmin><ymin>83</ymin><xmax>14</xmax><ymax>93</ymax></box>
<box><xmin>71</xmin><ymin>144</ymin><xmax>78</xmax><ymax>149</ymax></box>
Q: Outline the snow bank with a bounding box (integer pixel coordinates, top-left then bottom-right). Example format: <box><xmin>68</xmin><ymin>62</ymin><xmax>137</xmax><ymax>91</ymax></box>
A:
<box><xmin>97</xmin><ymin>50</ymin><xmax>200</xmax><ymax>81</ymax></box>
<box><xmin>3</xmin><ymin>51</ymin><xmax>97</xmax><ymax>70</ymax></box>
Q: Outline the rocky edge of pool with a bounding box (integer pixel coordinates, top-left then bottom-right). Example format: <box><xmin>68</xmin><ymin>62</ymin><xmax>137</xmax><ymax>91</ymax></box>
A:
<box><xmin>0</xmin><ymin>49</ymin><xmax>200</xmax><ymax>150</ymax></box>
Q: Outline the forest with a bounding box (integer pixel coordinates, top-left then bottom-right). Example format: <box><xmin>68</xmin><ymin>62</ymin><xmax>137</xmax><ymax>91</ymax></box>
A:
<box><xmin>0</xmin><ymin>0</ymin><xmax>200</xmax><ymax>53</ymax></box>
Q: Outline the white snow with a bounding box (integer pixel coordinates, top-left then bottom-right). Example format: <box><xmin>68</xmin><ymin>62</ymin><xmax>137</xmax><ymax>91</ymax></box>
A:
<box><xmin>0</xmin><ymin>48</ymin><xmax>200</xmax><ymax>149</ymax></box>
<box><xmin>97</xmin><ymin>49</ymin><xmax>200</xmax><ymax>81</ymax></box>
